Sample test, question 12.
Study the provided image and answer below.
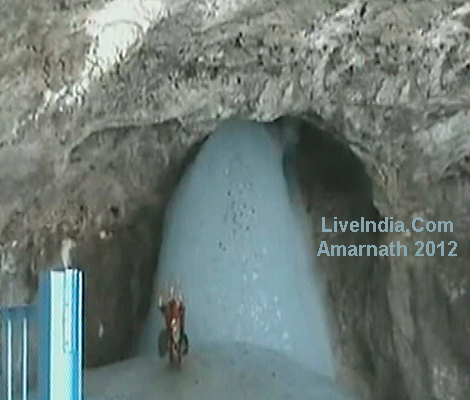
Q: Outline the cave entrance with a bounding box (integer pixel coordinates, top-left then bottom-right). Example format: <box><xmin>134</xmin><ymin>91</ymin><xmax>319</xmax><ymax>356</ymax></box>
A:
<box><xmin>133</xmin><ymin>116</ymin><xmax>382</xmax><ymax>398</ymax></box>
<box><xmin>73</xmin><ymin>115</ymin><xmax>391</xmax><ymax>399</ymax></box>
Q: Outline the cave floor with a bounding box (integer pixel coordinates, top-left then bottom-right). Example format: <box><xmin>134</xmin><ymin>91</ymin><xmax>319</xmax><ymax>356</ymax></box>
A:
<box><xmin>84</xmin><ymin>343</ymin><xmax>356</xmax><ymax>400</ymax></box>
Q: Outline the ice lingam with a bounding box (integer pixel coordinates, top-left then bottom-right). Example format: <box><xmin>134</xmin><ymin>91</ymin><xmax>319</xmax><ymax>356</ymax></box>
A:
<box><xmin>85</xmin><ymin>119</ymin><xmax>358</xmax><ymax>400</ymax></box>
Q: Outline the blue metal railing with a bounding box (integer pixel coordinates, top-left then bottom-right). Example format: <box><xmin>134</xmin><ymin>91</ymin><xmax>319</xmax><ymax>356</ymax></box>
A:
<box><xmin>1</xmin><ymin>269</ymin><xmax>84</xmax><ymax>400</ymax></box>
<box><xmin>1</xmin><ymin>305</ymin><xmax>35</xmax><ymax>400</ymax></box>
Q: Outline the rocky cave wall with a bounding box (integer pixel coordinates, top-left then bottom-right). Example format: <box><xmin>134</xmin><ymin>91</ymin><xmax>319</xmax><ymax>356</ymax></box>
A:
<box><xmin>1</xmin><ymin>1</ymin><xmax>470</xmax><ymax>399</ymax></box>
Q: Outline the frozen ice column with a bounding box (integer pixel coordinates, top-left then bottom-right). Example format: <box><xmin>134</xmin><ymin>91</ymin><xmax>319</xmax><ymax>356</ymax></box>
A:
<box><xmin>139</xmin><ymin>120</ymin><xmax>334</xmax><ymax>377</ymax></box>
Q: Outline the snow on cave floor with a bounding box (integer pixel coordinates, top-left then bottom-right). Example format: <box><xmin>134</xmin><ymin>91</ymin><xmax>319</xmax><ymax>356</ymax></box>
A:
<box><xmin>84</xmin><ymin>343</ymin><xmax>356</xmax><ymax>400</ymax></box>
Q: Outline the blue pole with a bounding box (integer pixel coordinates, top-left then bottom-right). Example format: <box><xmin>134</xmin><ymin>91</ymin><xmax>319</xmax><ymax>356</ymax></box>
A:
<box><xmin>1</xmin><ymin>305</ymin><xmax>32</xmax><ymax>400</ymax></box>
<box><xmin>38</xmin><ymin>269</ymin><xmax>84</xmax><ymax>400</ymax></box>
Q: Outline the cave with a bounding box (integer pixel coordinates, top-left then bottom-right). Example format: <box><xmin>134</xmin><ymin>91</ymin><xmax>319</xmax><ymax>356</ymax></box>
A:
<box><xmin>2</xmin><ymin>1</ymin><xmax>470</xmax><ymax>399</ymax></box>
<box><xmin>83</xmin><ymin>116</ymin><xmax>382</xmax><ymax>400</ymax></box>
<box><xmin>2</xmin><ymin>115</ymin><xmax>397</xmax><ymax>400</ymax></box>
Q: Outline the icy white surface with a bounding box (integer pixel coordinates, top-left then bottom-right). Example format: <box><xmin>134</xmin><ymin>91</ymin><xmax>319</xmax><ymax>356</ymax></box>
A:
<box><xmin>138</xmin><ymin>120</ymin><xmax>333</xmax><ymax>375</ymax></box>
<box><xmin>85</xmin><ymin>343</ymin><xmax>355</xmax><ymax>400</ymax></box>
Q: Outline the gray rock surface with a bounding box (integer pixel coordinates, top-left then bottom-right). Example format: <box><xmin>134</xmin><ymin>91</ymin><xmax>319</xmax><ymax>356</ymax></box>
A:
<box><xmin>1</xmin><ymin>1</ymin><xmax>470</xmax><ymax>399</ymax></box>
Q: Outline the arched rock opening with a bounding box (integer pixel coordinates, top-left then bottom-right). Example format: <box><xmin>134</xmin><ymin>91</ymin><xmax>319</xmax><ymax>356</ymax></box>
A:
<box><xmin>1</xmin><ymin>115</ymin><xmax>408</xmax><ymax>400</ymax></box>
